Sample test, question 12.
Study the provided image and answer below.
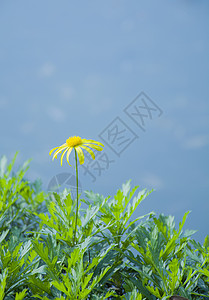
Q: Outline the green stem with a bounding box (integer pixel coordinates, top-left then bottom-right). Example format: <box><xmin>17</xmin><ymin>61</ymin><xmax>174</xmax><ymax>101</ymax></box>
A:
<box><xmin>73</xmin><ymin>148</ymin><xmax>79</xmax><ymax>245</ymax></box>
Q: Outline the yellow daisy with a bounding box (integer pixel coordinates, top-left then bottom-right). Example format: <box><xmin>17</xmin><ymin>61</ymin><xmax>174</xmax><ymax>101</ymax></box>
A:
<box><xmin>49</xmin><ymin>136</ymin><xmax>104</xmax><ymax>166</ymax></box>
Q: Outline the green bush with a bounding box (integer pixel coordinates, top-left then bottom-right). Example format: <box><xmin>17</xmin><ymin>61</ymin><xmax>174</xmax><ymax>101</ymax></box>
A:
<box><xmin>0</xmin><ymin>153</ymin><xmax>208</xmax><ymax>300</ymax></box>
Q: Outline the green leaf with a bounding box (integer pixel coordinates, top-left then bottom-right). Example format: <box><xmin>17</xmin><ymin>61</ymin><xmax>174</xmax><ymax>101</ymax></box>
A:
<box><xmin>0</xmin><ymin>269</ymin><xmax>8</xmax><ymax>300</ymax></box>
<box><xmin>0</xmin><ymin>155</ymin><xmax>7</xmax><ymax>177</ymax></box>
<box><xmin>15</xmin><ymin>289</ymin><xmax>27</xmax><ymax>300</ymax></box>
<box><xmin>5</xmin><ymin>151</ymin><xmax>19</xmax><ymax>177</ymax></box>
<box><xmin>168</xmin><ymin>258</ymin><xmax>180</xmax><ymax>293</ymax></box>
<box><xmin>146</xmin><ymin>285</ymin><xmax>163</xmax><ymax>298</ymax></box>
<box><xmin>28</xmin><ymin>276</ymin><xmax>52</xmax><ymax>295</ymax></box>
<box><xmin>203</xmin><ymin>235</ymin><xmax>209</xmax><ymax>249</ymax></box>
<box><xmin>0</xmin><ymin>229</ymin><xmax>9</xmax><ymax>244</ymax></box>
<box><xmin>52</xmin><ymin>280</ymin><xmax>68</xmax><ymax>294</ymax></box>
<box><xmin>128</xmin><ymin>277</ymin><xmax>154</xmax><ymax>300</ymax></box>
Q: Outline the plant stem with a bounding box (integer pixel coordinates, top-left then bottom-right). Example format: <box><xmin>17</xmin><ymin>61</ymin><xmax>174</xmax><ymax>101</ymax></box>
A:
<box><xmin>73</xmin><ymin>148</ymin><xmax>79</xmax><ymax>245</ymax></box>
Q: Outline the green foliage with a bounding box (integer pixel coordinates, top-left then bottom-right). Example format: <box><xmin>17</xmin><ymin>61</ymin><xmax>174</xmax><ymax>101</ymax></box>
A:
<box><xmin>0</xmin><ymin>153</ymin><xmax>208</xmax><ymax>299</ymax></box>
<box><xmin>0</xmin><ymin>152</ymin><xmax>46</xmax><ymax>240</ymax></box>
<box><xmin>51</xmin><ymin>245</ymin><xmax>115</xmax><ymax>299</ymax></box>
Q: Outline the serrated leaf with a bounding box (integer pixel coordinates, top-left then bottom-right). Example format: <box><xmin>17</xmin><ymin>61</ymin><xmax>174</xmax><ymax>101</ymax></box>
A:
<box><xmin>203</xmin><ymin>235</ymin><xmax>209</xmax><ymax>249</ymax></box>
<box><xmin>15</xmin><ymin>289</ymin><xmax>27</xmax><ymax>300</ymax></box>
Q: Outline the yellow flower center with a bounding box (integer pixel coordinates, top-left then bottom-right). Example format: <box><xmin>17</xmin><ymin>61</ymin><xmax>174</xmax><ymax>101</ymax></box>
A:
<box><xmin>66</xmin><ymin>136</ymin><xmax>82</xmax><ymax>147</ymax></box>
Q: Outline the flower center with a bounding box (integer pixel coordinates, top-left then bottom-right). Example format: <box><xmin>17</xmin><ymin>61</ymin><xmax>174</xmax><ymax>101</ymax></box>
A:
<box><xmin>66</xmin><ymin>136</ymin><xmax>82</xmax><ymax>147</ymax></box>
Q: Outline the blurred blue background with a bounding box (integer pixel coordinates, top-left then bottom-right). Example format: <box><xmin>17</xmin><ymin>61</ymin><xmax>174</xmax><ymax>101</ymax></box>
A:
<box><xmin>0</xmin><ymin>0</ymin><xmax>208</xmax><ymax>242</ymax></box>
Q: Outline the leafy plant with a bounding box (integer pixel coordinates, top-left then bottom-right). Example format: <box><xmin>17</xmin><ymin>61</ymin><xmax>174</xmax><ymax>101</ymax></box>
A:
<box><xmin>84</xmin><ymin>180</ymin><xmax>154</xmax><ymax>296</ymax></box>
<box><xmin>124</xmin><ymin>213</ymin><xmax>209</xmax><ymax>299</ymax></box>
<box><xmin>0</xmin><ymin>153</ymin><xmax>208</xmax><ymax>299</ymax></box>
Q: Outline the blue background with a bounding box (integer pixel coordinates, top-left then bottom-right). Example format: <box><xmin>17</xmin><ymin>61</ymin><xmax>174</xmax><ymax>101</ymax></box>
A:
<box><xmin>0</xmin><ymin>1</ymin><xmax>208</xmax><ymax>242</ymax></box>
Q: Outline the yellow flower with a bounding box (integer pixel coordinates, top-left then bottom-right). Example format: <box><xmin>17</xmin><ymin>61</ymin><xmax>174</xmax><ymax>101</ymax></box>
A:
<box><xmin>49</xmin><ymin>136</ymin><xmax>104</xmax><ymax>166</ymax></box>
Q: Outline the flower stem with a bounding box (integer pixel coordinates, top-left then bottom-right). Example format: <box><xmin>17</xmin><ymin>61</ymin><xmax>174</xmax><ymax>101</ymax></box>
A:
<box><xmin>73</xmin><ymin>148</ymin><xmax>79</xmax><ymax>245</ymax></box>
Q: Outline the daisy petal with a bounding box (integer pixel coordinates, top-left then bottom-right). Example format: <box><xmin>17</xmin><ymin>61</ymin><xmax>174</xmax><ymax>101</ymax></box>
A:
<box><xmin>82</xmin><ymin>139</ymin><xmax>104</xmax><ymax>147</ymax></box>
<box><xmin>49</xmin><ymin>146</ymin><xmax>59</xmax><ymax>156</ymax></box>
<box><xmin>85</xmin><ymin>144</ymin><xmax>103</xmax><ymax>151</ymax></box>
<box><xmin>49</xmin><ymin>143</ymin><xmax>67</xmax><ymax>156</ymax></box>
<box><xmin>66</xmin><ymin>148</ymin><xmax>73</xmax><ymax>165</ymax></box>
<box><xmin>75</xmin><ymin>146</ymin><xmax>84</xmax><ymax>165</ymax></box>
<box><xmin>53</xmin><ymin>146</ymin><xmax>67</xmax><ymax>160</ymax></box>
<box><xmin>60</xmin><ymin>148</ymin><xmax>68</xmax><ymax>166</ymax></box>
<box><xmin>80</xmin><ymin>145</ymin><xmax>95</xmax><ymax>160</ymax></box>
